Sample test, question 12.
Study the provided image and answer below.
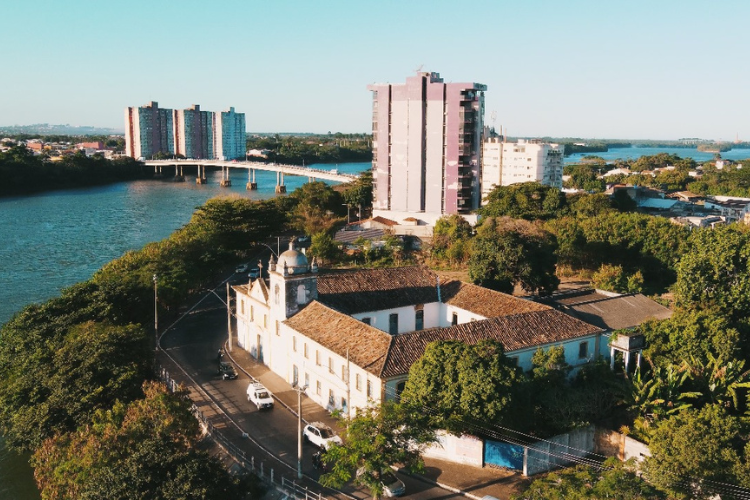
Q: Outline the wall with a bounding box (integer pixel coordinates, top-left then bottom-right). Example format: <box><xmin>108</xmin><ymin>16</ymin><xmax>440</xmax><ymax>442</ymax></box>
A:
<box><xmin>594</xmin><ymin>428</ymin><xmax>651</xmax><ymax>462</ymax></box>
<box><xmin>524</xmin><ymin>425</ymin><xmax>595</xmax><ymax>476</ymax></box>
<box><xmin>423</xmin><ymin>431</ymin><xmax>484</xmax><ymax>467</ymax></box>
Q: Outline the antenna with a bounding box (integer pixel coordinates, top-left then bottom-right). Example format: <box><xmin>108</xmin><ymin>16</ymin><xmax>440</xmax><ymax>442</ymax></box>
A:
<box><xmin>415</xmin><ymin>64</ymin><xmax>424</xmax><ymax>73</ymax></box>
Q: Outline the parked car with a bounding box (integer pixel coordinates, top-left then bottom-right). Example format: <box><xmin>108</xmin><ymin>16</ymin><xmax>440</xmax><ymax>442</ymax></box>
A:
<box><xmin>218</xmin><ymin>361</ymin><xmax>238</xmax><ymax>380</ymax></box>
<box><xmin>248</xmin><ymin>268</ymin><xmax>260</xmax><ymax>279</ymax></box>
<box><xmin>247</xmin><ymin>382</ymin><xmax>274</xmax><ymax>409</ymax></box>
<box><xmin>356</xmin><ymin>469</ymin><xmax>406</xmax><ymax>497</ymax></box>
<box><xmin>235</xmin><ymin>263</ymin><xmax>248</xmax><ymax>274</ymax></box>
<box><xmin>303</xmin><ymin>422</ymin><xmax>342</xmax><ymax>450</ymax></box>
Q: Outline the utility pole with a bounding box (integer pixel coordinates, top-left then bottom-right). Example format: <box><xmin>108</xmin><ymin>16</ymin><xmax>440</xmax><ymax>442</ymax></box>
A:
<box><xmin>293</xmin><ymin>382</ymin><xmax>308</xmax><ymax>479</ymax></box>
<box><xmin>226</xmin><ymin>282</ymin><xmax>232</xmax><ymax>352</ymax></box>
<box><xmin>153</xmin><ymin>274</ymin><xmax>158</xmax><ymax>369</ymax></box>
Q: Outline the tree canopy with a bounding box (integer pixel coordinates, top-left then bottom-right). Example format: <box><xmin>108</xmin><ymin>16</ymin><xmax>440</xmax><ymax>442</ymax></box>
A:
<box><xmin>480</xmin><ymin>182</ymin><xmax>567</xmax><ymax>220</ymax></box>
<box><xmin>32</xmin><ymin>382</ymin><xmax>259</xmax><ymax>500</ymax></box>
<box><xmin>399</xmin><ymin>340</ymin><xmax>519</xmax><ymax>434</ymax></box>
<box><xmin>469</xmin><ymin>217</ymin><xmax>559</xmax><ymax>295</ymax></box>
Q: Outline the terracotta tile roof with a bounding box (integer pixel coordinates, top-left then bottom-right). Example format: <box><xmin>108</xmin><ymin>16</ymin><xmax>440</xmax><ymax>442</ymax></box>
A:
<box><xmin>283</xmin><ymin>301</ymin><xmax>392</xmax><ymax>377</ymax></box>
<box><xmin>371</xmin><ymin>216</ymin><xmax>398</xmax><ymax>226</ymax></box>
<box><xmin>544</xmin><ymin>290</ymin><xmax>672</xmax><ymax>331</ymax></box>
<box><xmin>318</xmin><ymin>267</ymin><xmax>440</xmax><ymax>314</ymax></box>
<box><xmin>381</xmin><ymin>310</ymin><xmax>603</xmax><ymax>378</ymax></box>
<box><xmin>440</xmin><ymin>280</ymin><xmax>550</xmax><ymax>318</ymax></box>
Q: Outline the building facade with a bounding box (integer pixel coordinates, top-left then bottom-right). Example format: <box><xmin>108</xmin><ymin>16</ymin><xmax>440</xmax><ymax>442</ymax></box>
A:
<box><xmin>124</xmin><ymin>101</ymin><xmax>174</xmax><ymax>160</ymax></box>
<box><xmin>233</xmin><ymin>244</ymin><xmax>605</xmax><ymax>416</ymax></box>
<box><xmin>214</xmin><ymin>107</ymin><xmax>247</xmax><ymax>160</ymax></box>
<box><xmin>481</xmin><ymin>138</ymin><xmax>564</xmax><ymax>198</ymax></box>
<box><xmin>125</xmin><ymin>102</ymin><xmax>245</xmax><ymax>160</ymax></box>
<box><xmin>367</xmin><ymin>72</ymin><xmax>486</xmax><ymax>226</ymax></box>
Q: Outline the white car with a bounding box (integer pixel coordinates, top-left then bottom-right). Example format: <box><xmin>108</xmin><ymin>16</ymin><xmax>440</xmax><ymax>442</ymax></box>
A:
<box><xmin>235</xmin><ymin>263</ymin><xmax>248</xmax><ymax>274</ymax></box>
<box><xmin>303</xmin><ymin>422</ymin><xmax>342</xmax><ymax>450</ymax></box>
<box><xmin>247</xmin><ymin>382</ymin><xmax>274</xmax><ymax>410</ymax></box>
<box><xmin>248</xmin><ymin>268</ymin><xmax>260</xmax><ymax>279</ymax></box>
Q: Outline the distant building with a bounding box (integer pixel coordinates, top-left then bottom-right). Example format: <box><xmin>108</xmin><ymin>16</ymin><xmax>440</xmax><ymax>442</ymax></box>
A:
<box><xmin>367</xmin><ymin>71</ymin><xmax>487</xmax><ymax>227</ymax></box>
<box><xmin>125</xmin><ymin>102</ymin><xmax>245</xmax><ymax>160</ymax></box>
<box><xmin>481</xmin><ymin>138</ymin><xmax>564</xmax><ymax>197</ymax></box>
<box><xmin>125</xmin><ymin>101</ymin><xmax>174</xmax><ymax>159</ymax></box>
<box><xmin>173</xmin><ymin>105</ymin><xmax>214</xmax><ymax>160</ymax></box>
<box><xmin>704</xmin><ymin>196</ymin><xmax>750</xmax><ymax>223</ymax></box>
<box><xmin>213</xmin><ymin>107</ymin><xmax>246</xmax><ymax>160</ymax></box>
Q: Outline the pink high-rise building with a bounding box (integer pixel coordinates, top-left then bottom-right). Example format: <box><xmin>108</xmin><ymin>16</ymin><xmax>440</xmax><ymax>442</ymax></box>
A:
<box><xmin>368</xmin><ymin>72</ymin><xmax>486</xmax><ymax>224</ymax></box>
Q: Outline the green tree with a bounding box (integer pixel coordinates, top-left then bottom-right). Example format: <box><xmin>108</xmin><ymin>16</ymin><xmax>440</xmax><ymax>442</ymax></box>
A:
<box><xmin>673</xmin><ymin>225</ymin><xmax>750</xmax><ymax>324</ymax></box>
<box><xmin>399</xmin><ymin>340</ymin><xmax>519</xmax><ymax>433</ymax></box>
<box><xmin>342</xmin><ymin>170</ymin><xmax>373</xmax><ymax>217</ymax></box>
<box><xmin>431</xmin><ymin>214</ymin><xmax>473</xmax><ymax>265</ymax></box>
<box><xmin>320</xmin><ymin>401</ymin><xmax>436</xmax><ymax>499</ymax></box>
<box><xmin>32</xmin><ymin>382</ymin><xmax>258</xmax><ymax>500</ymax></box>
<box><xmin>566</xmin><ymin>193</ymin><xmax>615</xmax><ymax>217</ymax></box>
<box><xmin>513</xmin><ymin>458</ymin><xmax>666</xmax><ymax>500</ymax></box>
<box><xmin>480</xmin><ymin>182</ymin><xmax>567</xmax><ymax>220</ymax></box>
<box><xmin>309</xmin><ymin>232</ymin><xmax>341</xmax><ymax>264</ymax></box>
<box><xmin>468</xmin><ymin>217</ymin><xmax>559</xmax><ymax>295</ymax></box>
<box><xmin>591</xmin><ymin>264</ymin><xmax>643</xmax><ymax>293</ymax></box>
<box><xmin>644</xmin><ymin>404</ymin><xmax>748</xmax><ymax>499</ymax></box>
<box><xmin>288</xmin><ymin>181</ymin><xmax>344</xmax><ymax>236</ymax></box>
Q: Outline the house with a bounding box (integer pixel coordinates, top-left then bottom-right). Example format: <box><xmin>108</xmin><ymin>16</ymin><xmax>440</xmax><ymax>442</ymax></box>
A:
<box><xmin>704</xmin><ymin>196</ymin><xmax>750</xmax><ymax>223</ymax></box>
<box><xmin>233</xmin><ymin>242</ymin><xmax>606</xmax><ymax>415</ymax></box>
<box><xmin>543</xmin><ymin>289</ymin><xmax>672</xmax><ymax>372</ymax></box>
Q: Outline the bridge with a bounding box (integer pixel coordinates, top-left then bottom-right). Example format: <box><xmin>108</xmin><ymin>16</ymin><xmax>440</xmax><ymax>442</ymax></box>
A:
<box><xmin>143</xmin><ymin>159</ymin><xmax>358</xmax><ymax>193</ymax></box>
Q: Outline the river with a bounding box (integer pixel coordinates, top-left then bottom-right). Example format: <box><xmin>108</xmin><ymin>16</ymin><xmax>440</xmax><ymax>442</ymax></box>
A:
<box><xmin>565</xmin><ymin>145</ymin><xmax>750</xmax><ymax>164</ymax></box>
<box><xmin>0</xmin><ymin>161</ymin><xmax>368</xmax><ymax>500</ymax></box>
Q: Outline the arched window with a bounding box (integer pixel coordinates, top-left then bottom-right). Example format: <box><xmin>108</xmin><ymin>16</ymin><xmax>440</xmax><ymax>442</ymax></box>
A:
<box><xmin>274</xmin><ymin>284</ymin><xmax>280</xmax><ymax>305</ymax></box>
<box><xmin>297</xmin><ymin>284</ymin><xmax>306</xmax><ymax>304</ymax></box>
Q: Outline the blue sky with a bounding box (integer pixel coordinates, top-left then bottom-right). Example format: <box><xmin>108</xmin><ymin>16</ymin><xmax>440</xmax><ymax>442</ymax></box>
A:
<box><xmin>2</xmin><ymin>0</ymin><xmax>748</xmax><ymax>140</ymax></box>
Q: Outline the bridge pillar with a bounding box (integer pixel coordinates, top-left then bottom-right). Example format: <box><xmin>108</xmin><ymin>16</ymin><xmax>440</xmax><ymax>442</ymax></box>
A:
<box><xmin>275</xmin><ymin>171</ymin><xmax>286</xmax><ymax>193</ymax></box>
<box><xmin>173</xmin><ymin>164</ymin><xmax>185</xmax><ymax>182</ymax></box>
<box><xmin>154</xmin><ymin>165</ymin><xmax>163</xmax><ymax>179</ymax></box>
<box><xmin>196</xmin><ymin>164</ymin><xmax>207</xmax><ymax>184</ymax></box>
<box><xmin>246</xmin><ymin>168</ymin><xmax>257</xmax><ymax>190</ymax></box>
<box><xmin>220</xmin><ymin>165</ymin><xmax>231</xmax><ymax>187</ymax></box>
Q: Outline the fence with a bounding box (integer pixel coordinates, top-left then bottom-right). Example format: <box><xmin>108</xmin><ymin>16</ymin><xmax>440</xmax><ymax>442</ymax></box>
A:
<box><xmin>157</xmin><ymin>365</ymin><xmax>330</xmax><ymax>500</ymax></box>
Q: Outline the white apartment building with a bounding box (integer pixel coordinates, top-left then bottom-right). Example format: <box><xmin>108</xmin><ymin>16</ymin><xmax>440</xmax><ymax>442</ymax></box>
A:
<box><xmin>481</xmin><ymin>138</ymin><xmax>564</xmax><ymax>198</ymax></box>
<box><xmin>214</xmin><ymin>107</ymin><xmax>247</xmax><ymax>160</ymax></box>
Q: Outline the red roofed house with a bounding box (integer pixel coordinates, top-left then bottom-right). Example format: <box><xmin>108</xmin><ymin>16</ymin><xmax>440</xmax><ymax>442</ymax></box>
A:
<box><xmin>233</xmin><ymin>241</ymin><xmax>604</xmax><ymax>415</ymax></box>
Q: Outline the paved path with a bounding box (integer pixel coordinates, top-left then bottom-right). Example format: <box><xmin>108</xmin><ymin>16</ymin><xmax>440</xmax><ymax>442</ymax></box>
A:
<box><xmin>158</xmin><ymin>279</ymin><xmax>525</xmax><ymax>500</ymax></box>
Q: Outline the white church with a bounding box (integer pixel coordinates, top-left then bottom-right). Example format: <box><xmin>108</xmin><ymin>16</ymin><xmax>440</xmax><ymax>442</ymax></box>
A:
<box><xmin>232</xmin><ymin>241</ymin><xmax>607</xmax><ymax>416</ymax></box>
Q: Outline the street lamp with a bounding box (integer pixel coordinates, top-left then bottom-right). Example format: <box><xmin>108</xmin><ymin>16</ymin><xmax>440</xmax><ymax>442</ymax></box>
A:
<box><xmin>292</xmin><ymin>381</ymin><xmax>308</xmax><ymax>479</ymax></box>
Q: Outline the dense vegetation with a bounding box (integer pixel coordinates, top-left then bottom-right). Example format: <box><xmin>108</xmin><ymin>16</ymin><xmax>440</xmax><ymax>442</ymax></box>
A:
<box><xmin>0</xmin><ymin>194</ymin><xmax>297</xmax><ymax>496</ymax></box>
<box><xmin>0</xmin><ymin>144</ymin><xmax>147</xmax><ymax>196</ymax></box>
<box><xmin>246</xmin><ymin>133</ymin><xmax>372</xmax><ymax>164</ymax></box>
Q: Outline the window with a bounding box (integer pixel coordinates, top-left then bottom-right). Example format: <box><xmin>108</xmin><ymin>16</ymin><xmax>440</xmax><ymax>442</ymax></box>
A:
<box><xmin>293</xmin><ymin>336</ymin><xmax>297</xmax><ymax>352</ymax></box>
<box><xmin>579</xmin><ymin>341</ymin><xmax>589</xmax><ymax>359</ymax></box>
<box><xmin>328</xmin><ymin>357</ymin><xmax>334</xmax><ymax>373</ymax></box>
<box><xmin>341</xmin><ymin>397</ymin><xmax>347</xmax><ymax>412</ymax></box>
<box><xmin>415</xmin><ymin>310</ymin><xmax>424</xmax><ymax>331</ymax></box>
<box><xmin>263</xmin><ymin>315</ymin><xmax>267</xmax><ymax>328</ymax></box>
<box><xmin>316</xmin><ymin>350</ymin><xmax>320</xmax><ymax>366</ymax></box>
<box><xmin>275</xmin><ymin>320</ymin><xmax>279</xmax><ymax>336</ymax></box>
<box><xmin>316</xmin><ymin>380</ymin><xmax>321</xmax><ymax>395</ymax></box>
<box><xmin>341</xmin><ymin>365</ymin><xmax>346</xmax><ymax>380</ymax></box>
<box><xmin>293</xmin><ymin>365</ymin><xmax>298</xmax><ymax>386</ymax></box>
<box><xmin>240</xmin><ymin>300</ymin><xmax>244</xmax><ymax>315</ymax></box>
<box><xmin>452</xmin><ymin>312</ymin><xmax>458</xmax><ymax>326</ymax></box>
<box><xmin>510</xmin><ymin>356</ymin><xmax>519</xmax><ymax>367</ymax></box>
<box><xmin>304</xmin><ymin>343</ymin><xmax>308</xmax><ymax>358</ymax></box>
<box><xmin>250</xmin><ymin>305</ymin><xmax>254</xmax><ymax>321</ymax></box>
<box><xmin>366</xmin><ymin>380</ymin><xmax>372</xmax><ymax>398</ymax></box>
<box><xmin>389</xmin><ymin>313</ymin><xmax>398</xmax><ymax>334</ymax></box>
<box><xmin>362</xmin><ymin>317</ymin><xmax>371</xmax><ymax>325</ymax></box>
<box><xmin>356</xmin><ymin>374</ymin><xmax>361</xmax><ymax>391</ymax></box>
<box><xmin>328</xmin><ymin>389</ymin><xmax>335</xmax><ymax>406</ymax></box>
<box><xmin>305</xmin><ymin>372</ymin><xmax>309</xmax><ymax>388</ymax></box>
<box><xmin>297</xmin><ymin>284</ymin><xmax>306</xmax><ymax>305</ymax></box>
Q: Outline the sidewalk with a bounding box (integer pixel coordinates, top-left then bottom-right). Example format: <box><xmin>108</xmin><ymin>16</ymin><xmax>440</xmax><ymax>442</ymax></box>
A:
<box><xmin>225</xmin><ymin>338</ymin><xmax>527</xmax><ymax>500</ymax></box>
